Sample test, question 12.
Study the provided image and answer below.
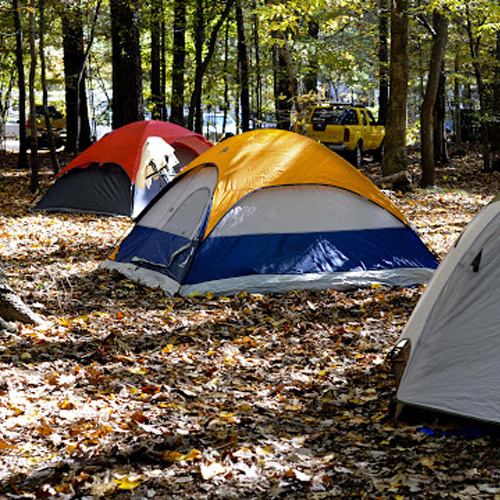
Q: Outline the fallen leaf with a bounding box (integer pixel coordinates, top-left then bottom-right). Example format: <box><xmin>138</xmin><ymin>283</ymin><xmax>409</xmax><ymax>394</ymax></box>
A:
<box><xmin>200</xmin><ymin>462</ymin><xmax>226</xmax><ymax>480</ymax></box>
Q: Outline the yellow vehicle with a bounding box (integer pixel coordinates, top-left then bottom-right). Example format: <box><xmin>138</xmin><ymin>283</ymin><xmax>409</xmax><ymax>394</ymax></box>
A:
<box><xmin>27</xmin><ymin>105</ymin><xmax>67</xmax><ymax>147</ymax></box>
<box><xmin>303</xmin><ymin>103</ymin><xmax>385</xmax><ymax>168</ymax></box>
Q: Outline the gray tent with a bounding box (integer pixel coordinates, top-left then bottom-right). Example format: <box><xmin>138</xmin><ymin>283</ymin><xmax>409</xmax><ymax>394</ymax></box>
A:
<box><xmin>395</xmin><ymin>195</ymin><xmax>500</xmax><ymax>424</ymax></box>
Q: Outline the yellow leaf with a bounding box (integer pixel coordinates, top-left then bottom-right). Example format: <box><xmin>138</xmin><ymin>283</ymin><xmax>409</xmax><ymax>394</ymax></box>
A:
<box><xmin>113</xmin><ymin>475</ymin><xmax>142</xmax><ymax>490</ymax></box>
<box><xmin>161</xmin><ymin>448</ymin><xmax>202</xmax><ymax>462</ymax></box>
<box><xmin>201</xmin><ymin>462</ymin><xmax>226</xmax><ymax>480</ymax></box>
<box><xmin>0</xmin><ymin>439</ymin><xmax>15</xmax><ymax>450</ymax></box>
<box><xmin>127</xmin><ymin>365</ymin><xmax>148</xmax><ymax>375</ymax></box>
<box><xmin>160</xmin><ymin>451</ymin><xmax>184</xmax><ymax>462</ymax></box>
<box><xmin>181</xmin><ymin>448</ymin><xmax>202</xmax><ymax>461</ymax></box>
<box><xmin>57</xmin><ymin>399</ymin><xmax>76</xmax><ymax>410</ymax></box>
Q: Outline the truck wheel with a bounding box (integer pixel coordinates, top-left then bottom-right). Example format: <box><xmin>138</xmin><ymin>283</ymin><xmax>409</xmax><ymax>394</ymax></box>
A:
<box><xmin>350</xmin><ymin>142</ymin><xmax>362</xmax><ymax>168</ymax></box>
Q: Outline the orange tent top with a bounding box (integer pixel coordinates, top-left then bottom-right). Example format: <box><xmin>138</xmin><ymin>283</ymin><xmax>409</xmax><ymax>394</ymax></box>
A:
<box><xmin>57</xmin><ymin>121</ymin><xmax>212</xmax><ymax>182</ymax></box>
<box><xmin>180</xmin><ymin>129</ymin><xmax>408</xmax><ymax>237</ymax></box>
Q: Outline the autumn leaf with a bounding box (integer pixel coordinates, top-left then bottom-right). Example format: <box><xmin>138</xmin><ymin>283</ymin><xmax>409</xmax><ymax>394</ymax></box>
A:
<box><xmin>0</xmin><ymin>440</ymin><xmax>16</xmax><ymax>450</ymax></box>
<box><xmin>113</xmin><ymin>474</ymin><xmax>143</xmax><ymax>490</ymax></box>
<box><xmin>200</xmin><ymin>462</ymin><xmax>226</xmax><ymax>480</ymax></box>
<box><xmin>160</xmin><ymin>449</ymin><xmax>202</xmax><ymax>462</ymax></box>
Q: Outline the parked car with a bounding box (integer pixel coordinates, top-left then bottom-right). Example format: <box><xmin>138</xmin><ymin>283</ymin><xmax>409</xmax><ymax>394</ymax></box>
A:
<box><xmin>27</xmin><ymin>105</ymin><xmax>67</xmax><ymax>147</ymax></box>
<box><xmin>204</xmin><ymin>113</ymin><xmax>238</xmax><ymax>142</ymax></box>
<box><xmin>303</xmin><ymin>103</ymin><xmax>385</xmax><ymax>167</ymax></box>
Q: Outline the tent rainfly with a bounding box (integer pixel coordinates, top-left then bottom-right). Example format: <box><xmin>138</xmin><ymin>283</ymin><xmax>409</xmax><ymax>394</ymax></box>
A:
<box><xmin>33</xmin><ymin>120</ymin><xmax>212</xmax><ymax>218</ymax></box>
<box><xmin>395</xmin><ymin>195</ymin><xmax>500</xmax><ymax>425</ymax></box>
<box><xmin>102</xmin><ymin>129</ymin><xmax>439</xmax><ymax>296</ymax></box>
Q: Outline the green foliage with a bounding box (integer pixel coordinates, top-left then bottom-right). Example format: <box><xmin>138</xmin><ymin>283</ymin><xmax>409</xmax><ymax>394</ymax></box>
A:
<box><xmin>2</xmin><ymin>0</ymin><xmax>500</xmax><ymax>140</ymax></box>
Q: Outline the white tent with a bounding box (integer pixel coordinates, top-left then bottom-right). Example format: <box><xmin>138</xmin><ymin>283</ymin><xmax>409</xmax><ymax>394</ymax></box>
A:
<box><xmin>396</xmin><ymin>195</ymin><xmax>500</xmax><ymax>424</ymax></box>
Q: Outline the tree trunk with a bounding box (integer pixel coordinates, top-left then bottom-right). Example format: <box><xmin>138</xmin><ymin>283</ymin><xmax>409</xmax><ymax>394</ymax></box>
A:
<box><xmin>187</xmin><ymin>0</ymin><xmax>236</xmax><ymax>133</ymax></box>
<box><xmin>222</xmin><ymin>16</ymin><xmax>231</xmax><ymax>130</ymax></box>
<box><xmin>13</xmin><ymin>0</ymin><xmax>28</xmax><ymax>170</ymax></box>
<box><xmin>151</xmin><ymin>0</ymin><xmax>164</xmax><ymax>120</ymax></box>
<box><xmin>61</xmin><ymin>1</ymin><xmax>92</xmax><ymax>154</ymax></box>
<box><xmin>252</xmin><ymin>1</ymin><xmax>262</xmax><ymax>128</ymax></box>
<box><xmin>454</xmin><ymin>53</ymin><xmax>463</xmax><ymax>150</ymax></box>
<box><xmin>382</xmin><ymin>0</ymin><xmax>408</xmax><ymax>176</ymax></box>
<box><xmin>304</xmin><ymin>19</ymin><xmax>319</xmax><ymax>96</ymax></box>
<box><xmin>272</xmin><ymin>42</ymin><xmax>292</xmax><ymax>131</ymax></box>
<box><xmin>420</xmin><ymin>11</ymin><xmax>448</xmax><ymax>188</ymax></box>
<box><xmin>236</xmin><ymin>0</ymin><xmax>250</xmax><ymax>133</ymax></box>
<box><xmin>111</xmin><ymin>0</ymin><xmax>143</xmax><ymax>129</ymax></box>
<box><xmin>433</xmin><ymin>67</ymin><xmax>449</xmax><ymax>165</ymax></box>
<box><xmin>378</xmin><ymin>0</ymin><xmax>389</xmax><ymax>126</ymax></box>
<box><xmin>466</xmin><ymin>5</ymin><xmax>490</xmax><ymax>171</ymax></box>
<box><xmin>190</xmin><ymin>0</ymin><xmax>204</xmax><ymax>133</ymax></box>
<box><xmin>39</xmin><ymin>0</ymin><xmax>61</xmax><ymax>175</ymax></box>
<box><xmin>491</xmin><ymin>19</ymin><xmax>500</xmax><ymax>166</ymax></box>
<box><xmin>170</xmin><ymin>0</ymin><xmax>186</xmax><ymax>126</ymax></box>
<box><xmin>28</xmin><ymin>0</ymin><xmax>39</xmax><ymax>193</ymax></box>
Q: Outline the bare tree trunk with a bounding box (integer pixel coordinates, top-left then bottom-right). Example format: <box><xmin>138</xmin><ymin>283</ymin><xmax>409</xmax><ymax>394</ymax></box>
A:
<box><xmin>187</xmin><ymin>0</ymin><xmax>236</xmax><ymax>133</ymax></box>
<box><xmin>420</xmin><ymin>11</ymin><xmax>448</xmax><ymax>188</ymax></box>
<box><xmin>382</xmin><ymin>0</ymin><xmax>408</xmax><ymax>176</ymax></box>
<box><xmin>111</xmin><ymin>0</ymin><xmax>143</xmax><ymax>129</ymax></box>
<box><xmin>491</xmin><ymin>18</ymin><xmax>500</xmax><ymax>168</ymax></box>
<box><xmin>39</xmin><ymin>0</ymin><xmax>60</xmax><ymax>175</ymax></box>
<box><xmin>61</xmin><ymin>0</ymin><xmax>93</xmax><ymax>154</ymax></box>
<box><xmin>272</xmin><ymin>41</ymin><xmax>292</xmax><ymax>131</ymax></box>
<box><xmin>13</xmin><ymin>0</ymin><xmax>28</xmax><ymax>170</ymax></box>
<box><xmin>28</xmin><ymin>0</ymin><xmax>39</xmax><ymax>193</ymax></box>
<box><xmin>454</xmin><ymin>53</ymin><xmax>463</xmax><ymax>150</ymax></box>
<box><xmin>304</xmin><ymin>18</ymin><xmax>319</xmax><ymax>100</ymax></box>
<box><xmin>170</xmin><ymin>0</ymin><xmax>186</xmax><ymax>126</ymax></box>
<box><xmin>433</xmin><ymin>67</ymin><xmax>449</xmax><ymax>165</ymax></box>
<box><xmin>466</xmin><ymin>4</ymin><xmax>490</xmax><ymax>171</ymax></box>
<box><xmin>252</xmin><ymin>1</ymin><xmax>262</xmax><ymax>128</ymax></box>
<box><xmin>378</xmin><ymin>0</ymin><xmax>389</xmax><ymax>126</ymax></box>
<box><xmin>151</xmin><ymin>0</ymin><xmax>164</xmax><ymax>120</ymax></box>
<box><xmin>222</xmin><ymin>16</ymin><xmax>231</xmax><ymax>131</ymax></box>
<box><xmin>236</xmin><ymin>0</ymin><xmax>250</xmax><ymax>133</ymax></box>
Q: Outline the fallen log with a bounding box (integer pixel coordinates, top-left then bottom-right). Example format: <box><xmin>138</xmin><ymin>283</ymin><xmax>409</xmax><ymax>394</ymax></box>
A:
<box><xmin>0</xmin><ymin>268</ymin><xmax>45</xmax><ymax>329</ymax></box>
<box><xmin>375</xmin><ymin>170</ymin><xmax>413</xmax><ymax>193</ymax></box>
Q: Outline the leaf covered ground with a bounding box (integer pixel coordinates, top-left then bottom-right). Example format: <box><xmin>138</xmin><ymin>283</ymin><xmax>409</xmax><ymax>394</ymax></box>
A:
<box><xmin>1</xmin><ymin>149</ymin><xmax>500</xmax><ymax>499</ymax></box>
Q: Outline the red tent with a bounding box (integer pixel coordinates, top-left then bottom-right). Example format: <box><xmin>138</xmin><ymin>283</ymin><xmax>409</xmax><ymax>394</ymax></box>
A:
<box><xmin>34</xmin><ymin>121</ymin><xmax>212</xmax><ymax>217</ymax></box>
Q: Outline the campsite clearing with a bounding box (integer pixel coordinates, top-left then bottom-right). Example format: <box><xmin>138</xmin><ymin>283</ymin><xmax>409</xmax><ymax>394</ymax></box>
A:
<box><xmin>1</xmin><ymin>148</ymin><xmax>500</xmax><ymax>498</ymax></box>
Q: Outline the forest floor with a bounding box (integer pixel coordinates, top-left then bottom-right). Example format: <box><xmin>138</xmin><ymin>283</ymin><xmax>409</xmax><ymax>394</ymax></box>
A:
<box><xmin>1</xmin><ymin>147</ymin><xmax>500</xmax><ymax>499</ymax></box>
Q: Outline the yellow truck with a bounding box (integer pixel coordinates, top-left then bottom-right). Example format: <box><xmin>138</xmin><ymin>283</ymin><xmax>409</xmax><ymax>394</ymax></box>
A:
<box><xmin>28</xmin><ymin>105</ymin><xmax>67</xmax><ymax>148</ymax></box>
<box><xmin>303</xmin><ymin>103</ymin><xmax>385</xmax><ymax>168</ymax></box>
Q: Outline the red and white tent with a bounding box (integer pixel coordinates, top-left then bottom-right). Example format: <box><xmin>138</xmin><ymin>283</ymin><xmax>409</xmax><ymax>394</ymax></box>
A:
<box><xmin>34</xmin><ymin>121</ymin><xmax>212</xmax><ymax>218</ymax></box>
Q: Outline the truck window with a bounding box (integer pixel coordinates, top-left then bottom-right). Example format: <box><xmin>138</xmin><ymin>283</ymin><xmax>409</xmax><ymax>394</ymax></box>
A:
<box><xmin>339</xmin><ymin>109</ymin><xmax>358</xmax><ymax>125</ymax></box>
<box><xmin>367</xmin><ymin>110</ymin><xmax>377</xmax><ymax>126</ymax></box>
<box><xmin>361</xmin><ymin>111</ymin><xmax>368</xmax><ymax>126</ymax></box>
<box><xmin>311</xmin><ymin>107</ymin><xmax>345</xmax><ymax>125</ymax></box>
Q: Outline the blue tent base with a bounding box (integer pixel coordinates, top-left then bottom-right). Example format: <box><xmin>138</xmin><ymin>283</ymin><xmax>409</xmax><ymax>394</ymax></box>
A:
<box><xmin>102</xmin><ymin>259</ymin><xmax>436</xmax><ymax>297</ymax></box>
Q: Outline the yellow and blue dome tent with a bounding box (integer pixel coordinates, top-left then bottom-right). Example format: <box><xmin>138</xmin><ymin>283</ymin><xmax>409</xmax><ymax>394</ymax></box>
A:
<box><xmin>102</xmin><ymin>129</ymin><xmax>438</xmax><ymax>296</ymax></box>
